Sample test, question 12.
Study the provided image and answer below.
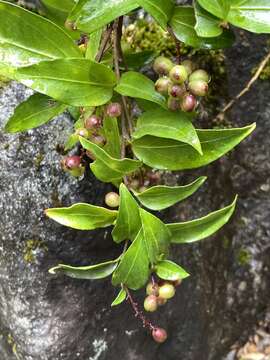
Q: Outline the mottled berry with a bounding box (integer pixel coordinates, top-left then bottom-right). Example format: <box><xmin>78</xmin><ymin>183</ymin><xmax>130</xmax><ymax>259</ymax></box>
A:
<box><xmin>189</xmin><ymin>80</ymin><xmax>208</xmax><ymax>97</ymax></box>
<box><xmin>169</xmin><ymin>65</ymin><xmax>188</xmax><ymax>84</ymax></box>
<box><xmin>168</xmin><ymin>83</ymin><xmax>186</xmax><ymax>98</ymax></box>
<box><xmin>152</xmin><ymin>328</ymin><xmax>168</xmax><ymax>343</ymax></box>
<box><xmin>180</xmin><ymin>93</ymin><xmax>197</xmax><ymax>112</ymax></box>
<box><xmin>159</xmin><ymin>283</ymin><xmax>175</xmax><ymax>299</ymax></box>
<box><xmin>189</xmin><ymin>69</ymin><xmax>210</xmax><ymax>83</ymax></box>
<box><xmin>153</xmin><ymin>56</ymin><xmax>173</xmax><ymax>76</ymax></box>
<box><xmin>167</xmin><ymin>97</ymin><xmax>180</xmax><ymax>112</ymax></box>
<box><xmin>155</xmin><ymin>77</ymin><xmax>171</xmax><ymax>95</ymax></box>
<box><xmin>144</xmin><ymin>295</ymin><xmax>158</xmax><ymax>312</ymax></box>
<box><xmin>106</xmin><ymin>103</ymin><xmax>122</xmax><ymax>118</ymax></box>
<box><xmin>182</xmin><ymin>59</ymin><xmax>194</xmax><ymax>75</ymax></box>
<box><xmin>64</xmin><ymin>156</ymin><xmax>81</xmax><ymax>170</ymax></box>
<box><xmin>85</xmin><ymin>115</ymin><xmax>102</xmax><ymax>129</ymax></box>
<box><xmin>105</xmin><ymin>192</ymin><xmax>120</xmax><ymax>208</ymax></box>
<box><xmin>146</xmin><ymin>282</ymin><xmax>159</xmax><ymax>296</ymax></box>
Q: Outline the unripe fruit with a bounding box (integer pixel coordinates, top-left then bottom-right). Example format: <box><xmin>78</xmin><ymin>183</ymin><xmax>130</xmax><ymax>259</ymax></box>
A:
<box><xmin>153</xmin><ymin>56</ymin><xmax>173</xmax><ymax>76</ymax></box>
<box><xmin>189</xmin><ymin>69</ymin><xmax>210</xmax><ymax>83</ymax></box>
<box><xmin>157</xmin><ymin>297</ymin><xmax>167</xmax><ymax>306</ymax></box>
<box><xmin>75</xmin><ymin>128</ymin><xmax>89</xmax><ymax>138</ymax></box>
<box><xmin>180</xmin><ymin>93</ymin><xmax>197</xmax><ymax>112</ymax></box>
<box><xmin>155</xmin><ymin>77</ymin><xmax>171</xmax><ymax>95</ymax></box>
<box><xmin>64</xmin><ymin>20</ymin><xmax>76</xmax><ymax>31</ymax></box>
<box><xmin>105</xmin><ymin>192</ymin><xmax>120</xmax><ymax>208</ymax></box>
<box><xmin>168</xmin><ymin>83</ymin><xmax>186</xmax><ymax>98</ymax></box>
<box><xmin>106</xmin><ymin>103</ymin><xmax>122</xmax><ymax>118</ymax></box>
<box><xmin>167</xmin><ymin>97</ymin><xmax>180</xmax><ymax>112</ymax></box>
<box><xmin>146</xmin><ymin>282</ymin><xmax>159</xmax><ymax>296</ymax></box>
<box><xmin>182</xmin><ymin>60</ymin><xmax>194</xmax><ymax>75</ymax></box>
<box><xmin>169</xmin><ymin>65</ymin><xmax>188</xmax><ymax>84</ymax></box>
<box><xmin>144</xmin><ymin>295</ymin><xmax>158</xmax><ymax>312</ymax></box>
<box><xmin>64</xmin><ymin>156</ymin><xmax>81</xmax><ymax>170</ymax></box>
<box><xmin>159</xmin><ymin>283</ymin><xmax>175</xmax><ymax>299</ymax></box>
<box><xmin>188</xmin><ymin>80</ymin><xmax>208</xmax><ymax>97</ymax></box>
<box><xmin>152</xmin><ymin>328</ymin><xmax>168</xmax><ymax>343</ymax></box>
<box><xmin>92</xmin><ymin>135</ymin><xmax>106</xmax><ymax>146</ymax></box>
<box><xmin>85</xmin><ymin>115</ymin><xmax>102</xmax><ymax>129</ymax></box>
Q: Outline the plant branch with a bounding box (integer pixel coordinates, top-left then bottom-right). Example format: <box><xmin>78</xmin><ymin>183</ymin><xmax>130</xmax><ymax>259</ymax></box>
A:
<box><xmin>167</xmin><ymin>26</ymin><xmax>181</xmax><ymax>64</ymax></box>
<box><xmin>215</xmin><ymin>50</ymin><xmax>270</xmax><ymax>121</ymax></box>
<box><xmin>95</xmin><ymin>25</ymin><xmax>113</xmax><ymax>63</ymax></box>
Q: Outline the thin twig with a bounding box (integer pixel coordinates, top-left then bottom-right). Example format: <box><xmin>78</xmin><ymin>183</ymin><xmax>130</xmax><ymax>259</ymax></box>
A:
<box><xmin>95</xmin><ymin>25</ymin><xmax>113</xmax><ymax>63</ymax></box>
<box><xmin>167</xmin><ymin>26</ymin><xmax>181</xmax><ymax>64</ymax></box>
<box><xmin>215</xmin><ymin>50</ymin><xmax>270</xmax><ymax>121</ymax></box>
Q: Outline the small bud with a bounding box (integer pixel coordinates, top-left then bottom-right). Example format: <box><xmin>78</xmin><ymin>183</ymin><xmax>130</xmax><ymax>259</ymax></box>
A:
<box><xmin>180</xmin><ymin>93</ymin><xmax>197</xmax><ymax>112</ymax></box>
<box><xmin>153</xmin><ymin>56</ymin><xmax>173</xmax><ymax>76</ymax></box>
<box><xmin>169</xmin><ymin>65</ymin><xmax>188</xmax><ymax>84</ymax></box>
<box><xmin>91</xmin><ymin>135</ymin><xmax>106</xmax><ymax>146</ymax></box>
<box><xmin>182</xmin><ymin>60</ymin><xmax>194</xmax><ymax>75</ymax></box>
<box><xmin>159</xmin><ymin>283</ymin><xmax>175</xmax><ymax>299</ymax></box>
<box><xmin>64</xmin><ymin>156</ymin><xmax>81</xmax><ymax>170</ymax></box>
<box><xmin>64</xmin><ymin>20</ymin><xmax>76</xmax><ymax>31</ymax></box>
<box><xmin>168</xmin><ymin>83</ymin><xmax>186</xmax><ymax>98</ymax></box>
<box><xmin>85</xmin><ymin>115</ymin><xmax>102</xmax><ymax>129</ymax></box>
<box><xmin>152</xmin><ymin>328</ymin><xmax>168</xmax><ymax>343</ymax></box>
<box><xmin>188</xmin><ymin>80</ymin><xmax>208</xmax><ymax>97</ymax></box>
<box><xmin>106</xmin><ymin>103</ymin><xmax>122</xmax><ymax>118</ymax></box>
<box><xmin>157</xmin><ymin>297</ymin><xmax>167</xmax><ymax>306</ymax></box>
<box><xmin>155</xmin><ymin>77</ymin><xmax>171</xmax><ymax>95</ymax></box>
<box><xmin>146</xmin><ymin>282</ymin><xmax>159</xmax><ymax>296</ymax></box>
<box><xmin>75</xmin><ymin>128</ymin><xmax>89</xmax><ymax>138</ymax></box>
<box><xmin>144</xmin><ymin>295</ymin><xmax>158</xmax><ymax>312</ymax></box>
<box><xmin>105</xmin><ymin>192</ymin><xmax>120</xmax><ymax>208</ymax></box>
<box><xmin>167</xmin><ymin>97</ymin><xmax>180</xmax><ymax>112</ymax></box>
<box><xmin>189</xmin><ymin>69</ymin><xmax>210</xmax><ymax>83</ymax></box>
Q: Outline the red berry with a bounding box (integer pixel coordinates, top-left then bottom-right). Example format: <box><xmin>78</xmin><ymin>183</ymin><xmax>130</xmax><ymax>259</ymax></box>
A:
<box><xmin>106</xmin><ymin>103</ymin><xmax>122</xmax><ymax>117</ymax></box>
<box><xmin>152</xmin><ymin>328</ymin><xmax>168</xmax><ymax>343</ymax></box>
<box><xmin>180</xmin><ymin>93</ymin><xmax>197</xmax><ymax>112</ymax></box>
<box><xmin>85</xmin><ymin>115</ymin><xmax>102</xmax><ymax>129</ymax></box>
<box><xmin>64</xmin><ymin>156</ymin><xmax>81</xmax><ymax>170</ymax></box>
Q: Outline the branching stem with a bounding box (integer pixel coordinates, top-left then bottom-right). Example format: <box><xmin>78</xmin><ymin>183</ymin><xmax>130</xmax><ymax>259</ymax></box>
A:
<box><xmin>167</xmin><ymin>26</ymin><xmax>181</xmax><ymax>64</ymax></box>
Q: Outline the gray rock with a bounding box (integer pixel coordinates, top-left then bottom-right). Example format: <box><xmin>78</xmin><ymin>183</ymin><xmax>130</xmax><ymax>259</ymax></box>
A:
<box><xmin>0</xmin><ymin>31</ymin><xmax>270</xmax><ymax>360</ymax></box>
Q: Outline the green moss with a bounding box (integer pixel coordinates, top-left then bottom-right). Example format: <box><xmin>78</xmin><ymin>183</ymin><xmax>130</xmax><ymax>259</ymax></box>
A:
<box><xmin>237</xmin><ymin>248</ymin><xmax>251</xmax><ymax>266</ymax></box>
<box><xmin>34</xmin><ymin>153</ymin><xmax>44</xmax><ymax>170</ymax></box>
<box><xmin>23</xmin><ymin>239</ymin><xmax>48</xmax><ymax>264</ymax></box>
<box><xmin>7</xmin><ymin>333</ymin><xmax>20</xmax><ymax>359</ymax></box>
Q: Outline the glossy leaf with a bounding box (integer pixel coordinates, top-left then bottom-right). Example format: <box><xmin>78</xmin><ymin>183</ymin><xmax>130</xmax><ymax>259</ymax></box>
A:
<box><xmin>136</xmin><ymin>0</ymin><xmax>174</xmax><ymax>29</ymax></box>
<box><xmin>41</xmin><ymin>0</ymin><xmax>75</xmax><ymax>24</ymax></box>
<box><xmin>79</xmin><ymin>137</ymin><xmax>142</xmax><ymax>183</ymax></box>
<box><xmin>194</xmin><ymin>1</ymin><xmax>223</xmax><ymax>38</ymax></box>
<box><xmin>197</xmin><ymin>0</ymin><xmax>230</xmax><ymax>19</ymax></box>
<box><xmin>124</xmin><ymin>50</ymin><xmax>156</xmax><ymax>71</ymax></box>
<box><xmin>103</xmin><ymin>117</ymin><xmax>121</xmax><ymax>159</ymax></box>
<box><xmin>112</xmin><ymin>229</ymin><xmax>150</xmax><ymax>290</ymax></box>
<box><xmin>49</xmin><ymin>259</ymin><xmax>118</xmax><ymax>279</ymax></box>
<box><xmin>0</xmin><ymin>1</ymin><xmax>81</xmax><ymax>76</ymax></box>
<box><xmin>156</xmin><ymin>260</ymin><xmax>190</xmax><ymax>281</ymax></box>
<box><xmin>112</xmin><ymin>184</ymin><xmax>141</xmax><ymax>243</ymax></box>
<box><xmin>4</xmin><ymin>94</ymin><xmax>67</xmax><ymax>133</ymax></box>
<box><xmin>133</xmin><ymin>108</ymin><xmax>202</xmax><ymax>154</ymax></box>
<box><xmin>133</xmin><ymin>176</ymin><xmax>207</xmax><ymax>211</ymax></box>
<box><xmin>65</xmin><ymin>133</ymin><xmax>79</xmax><ymax>151</ymax></box>
<box><xmin>16</xmin><ymin>59</ymin><xmax>116</xmax><ymax>107</ymax></box>
<box><xmin>68</xmin><ymin>0</ymin><xmax>138</xmax><ymax>33</ymax></box>
<box><xmin>86</xmin><ymin>28</ymin><xmax>103</xmax><ymax>61</ymax></box>
<box><xmin>140</xmin><ymin>209</ymin><xmax>171</xmax><ymax>264</ymax></box>
<box><xmin>115</xmin><ymin>71</ymin><xmax>167</xmax><ymax>109</ymax></box>
<box><xmin>169</xmin><ymin>6</ymin><xmax>235</xmax><ymax>49</ymax></box>
<box><xmin>111</xmin><ymin>288</ymin><xmax>127</xmax><ymax>306</ymax></box>
<box><xmin>132</xmin><ymin>123</ymin><xmax>256</xmax><ymax>170</ymax></box>
<box><xmin>168</xmin><ymin>196</ymin><xmax>237</xmax><ymax>243</ymax></box>
<box><xmin>45</xmin><ymin>203</ymin><xmax>117</xmax><ymax>230</ymax></box>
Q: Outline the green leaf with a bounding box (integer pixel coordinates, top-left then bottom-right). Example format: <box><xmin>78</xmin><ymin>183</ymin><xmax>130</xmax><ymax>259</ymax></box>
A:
<box><xmin>132</xmin><ymin>108</ymin><xmax>202</xmax><ymax>154</ymax></box>
<box><xmin>156</xmin><ymin>260</ymin><xmax>190</xmax><ymax>281</ymax></box>
<box><xmin>64</xmin><ymin>133</ymin><xmax>79</xmax><ymax>151</ymax></box>
<box><xmin>111</xmin><ymin>288</ymin><xmax>127</xmax><ymax>306</ymax></box>
<box><xmin>197</xmin><ymin>0</ymin><xmax>230</xmax><ymax>19</ymax></box>
<box><xmin>103</xmin><ymin>117</ymin><xmax>121</xmax><ymax>159</ymax></box>
<box><xmin>79</xmin><ymin>137</ymin><xmax>142</xmax><ymax>183</ymax></box>
<box><xmin>140</xmin><ymin>209</ymin><xmax>171</xmax><ymax>264</ymax></box>
<box><xmin>194</xmin><ymin>1</ymin><xmax>223</xmax><ymax>38</ymax></box>
<box><xmin>0</xmin><ymin>1</ymin><xmax>81</xmax><ymax>76</ymax></box>
<box><xmin>49</xmin><ymin>259</ymin><xmax>119</xmax><ymax>279</ymax></box>
<box><xmin>115</xmin><ymin>71</ymin><xmax>167</xmax><ymax>109</ymax></box>
<box><xmin>86</xmin><ymin>28</ymin><xmax>103</xmax><ymax>61</ymax></box>
<box><xmin>124</xmin><ymin>50</ymin><xmax>156</xmax><ymax>71</ymax></box>
<box><xmin>16</xmin><ymin>59</ymin><xmax>116</xmax><ymax>107</ymax></box>
<box><xmin>168</xmin><ymin>196</ymin><xmax>237</xmax><ymax>243</ymax></box>
<box><xmin>112</xmin><ymin>184</ymin><xmax>141</xmax><ymax>243</ymax></box>
<box><xmin>132</xmin><ymin>123</ymin><xmax>256</xmax><ymax>170</ymax></box>
<box><xmin>41</xmin><ymin>0</ymin><xmax>75</xmax><ymax>24</ymax></box>
<box><xmin>4</xmin><ymin>94</ymin><xmax>67</xmax><ymax>133</ymax></box>
<box><xmin>133</xmin><ymin>176</ymin><xmax>207</xmax><ymax>211</ymax></box>
<box><xmin>68</xmin><ymin>0</ymin><xmax>138</xmax><ymax>34</ymax></box>
<box><xmin>112</xmin><ymin>229</ymin><xmax>150</xmax><ymax>290</ymax></box>
<box><xmin>45</xmin><ymin>203</ymin><xmax>117</xmax><ymax>230</ymax></box>
<box><xmin>169</xmin><ymin>6</ymin><xmax>235</xmax><ymax>49</ymax></box>
<box><xmin>136</xmin><ymin>0</ymin><xmax>174</xmax><ymax>29</ymax></box>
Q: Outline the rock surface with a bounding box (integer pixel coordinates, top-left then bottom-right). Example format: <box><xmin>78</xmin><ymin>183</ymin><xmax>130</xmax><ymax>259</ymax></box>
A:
<box><xmin>0</xmin><ymin>32</ymin><xmax>270</xmax><ymax>360</ymax></box>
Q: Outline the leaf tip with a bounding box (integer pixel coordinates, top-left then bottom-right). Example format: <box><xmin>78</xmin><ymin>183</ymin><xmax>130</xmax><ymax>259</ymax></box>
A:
<box><xmin>48</xmin><ymin>266</ymin><xmax>59</xmax><ymax>274</ymax></box>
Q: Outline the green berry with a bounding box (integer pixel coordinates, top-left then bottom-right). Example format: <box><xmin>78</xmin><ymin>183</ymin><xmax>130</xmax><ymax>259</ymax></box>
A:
<box><xmin>144</xmin><ymin>295</ymin><xmax>158</xmax><ymax>312</ymax></box>
<box><xmin>64</xmin><ymin>20</ymin><xmax>76</xmax><ymax>31</ymax></box>
<box><xmin>153</xmin><ymin>56</ymin><xmax>173</xmax><ymax>76</ymax></box>
<box><xmin>189</xmin><ymin>69</ymin><xmax>210</xmax><ymax>83</ymax></box>
<box><xmin>168</xmin><ymin>83</ymin><xmax>186</xmax><ymax>98</ymax></box>
<box><xmin>146</xmin><ymin>282</ymin><xmax>159</xmax><ymax>296</ymax></box>
<box><xmin>180</xmin><ymin>93</ymin><xmax>197</xmax><ymax>112</ymax></box>
<box><xmin>152</xmin><ymin>328</ymin><xmax>168</xmax><ymax>343</ymax></box>
<box><xmin>105</xmin><ymin>192</ymin><xmax>120</xmax><ymax>208</ymax></box>
<box><xmin>159</xmin><ymin>283</ymin><xmax>175</xmax><ymax>299</ymax></box>
<box><xmin>169</xmin><ymin>65</ymin><xmax>188</xmax><ymax>84</ymax></box>
<box><xmin>155</xmin><ymin>77</ymin><xmax>171</xmax><ymax>95</ymax></box>
<box><xmin>182</xmin><ymin>60</ymin><xmax>194</xmax><ymax>76</ymax></box>
<box><xmin>189</xmin><ymin>80</ymin><xmax>209</xmax><ymax>97</ymax></box>
<box><xmin>167</xmin><ymin>97</ymin><xmax>180</xmax><ymax>112</ymax></box>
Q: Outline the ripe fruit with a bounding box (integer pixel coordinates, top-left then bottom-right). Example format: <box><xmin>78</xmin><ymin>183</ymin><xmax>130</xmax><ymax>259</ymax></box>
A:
<box><xmin>168</xmin><ymin>83</ymin><xmax>186</xmax><ymax>98</ymax></box>
<box><xmin>167</xmin><ymin>97</ymin><xmax>180</xmax><ymax>112</ymax></box>
<box><xmin>153</xmin><ymin>56</ymin><xmax>173</xmax><ymax>76</ymax></box>
<box><xmin>105</xmin><ymin>192</ymin><xmax>120</xmax><ymax>208</ymax></box>
<box><xmin>169</xmin><ymin>65</ymin><xmax>188</xmax><ymax>84</ymax></box>
<box><xmin>146</xmin><ymin>282</ymin><xmax>159</xmax><ymax>296</ymax></box>
<box><xmin>85</xmin><ymin>115</ymin><xmax>102</xmax><ymax>129</ymax></box>
<box><xmin>64</xmin><ymin>156</ymin><xmax>81</xmax><ymax>170</ymax></box>
<box><xmin>106</xmin><ymin>103</ymin><xmax>122</xmax><ymax>118</ymax></box>
<box><xmin>152</xmin><ymin>328</ymin><xmax>168</xmax><ymax>343</ymax></box>
<box><xmin>180</xmin><ymin>93</ymin><xmax>197</xmax><ymax>112</ymax></box>
<box><xmin>189</xmin><ymin>80</ymin><xmax>209</xmax><ymax>97</ymax></box>
<box><xmin>144</xmin><ymin>295</ymin><xmax>158</xmax><ymax>312</ymax></box>
<box><xmin>155</xmin><ymin>77</ymin><xmax>171</xmax><ymax>95</ymax></box>
<box><xmin>159</xmin><ymin>283</ymin><xmax>175</xmax><ymax>299</ymax></box>
<box><xmin>182</xmin><ymin>59</ymin><xmax>194</xmax><ymax>75</ymax></box>
<box><xmin>189</xmin><ymin>69</ymin><xmax>210</xmax><ymax>83</ymax></box>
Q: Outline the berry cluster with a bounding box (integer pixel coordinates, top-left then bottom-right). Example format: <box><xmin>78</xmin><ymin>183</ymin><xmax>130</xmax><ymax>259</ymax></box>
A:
<box><xmin>153</xmin><ymin>56</ymin><xmax>210</xmax><ymax>112</ymax></box>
